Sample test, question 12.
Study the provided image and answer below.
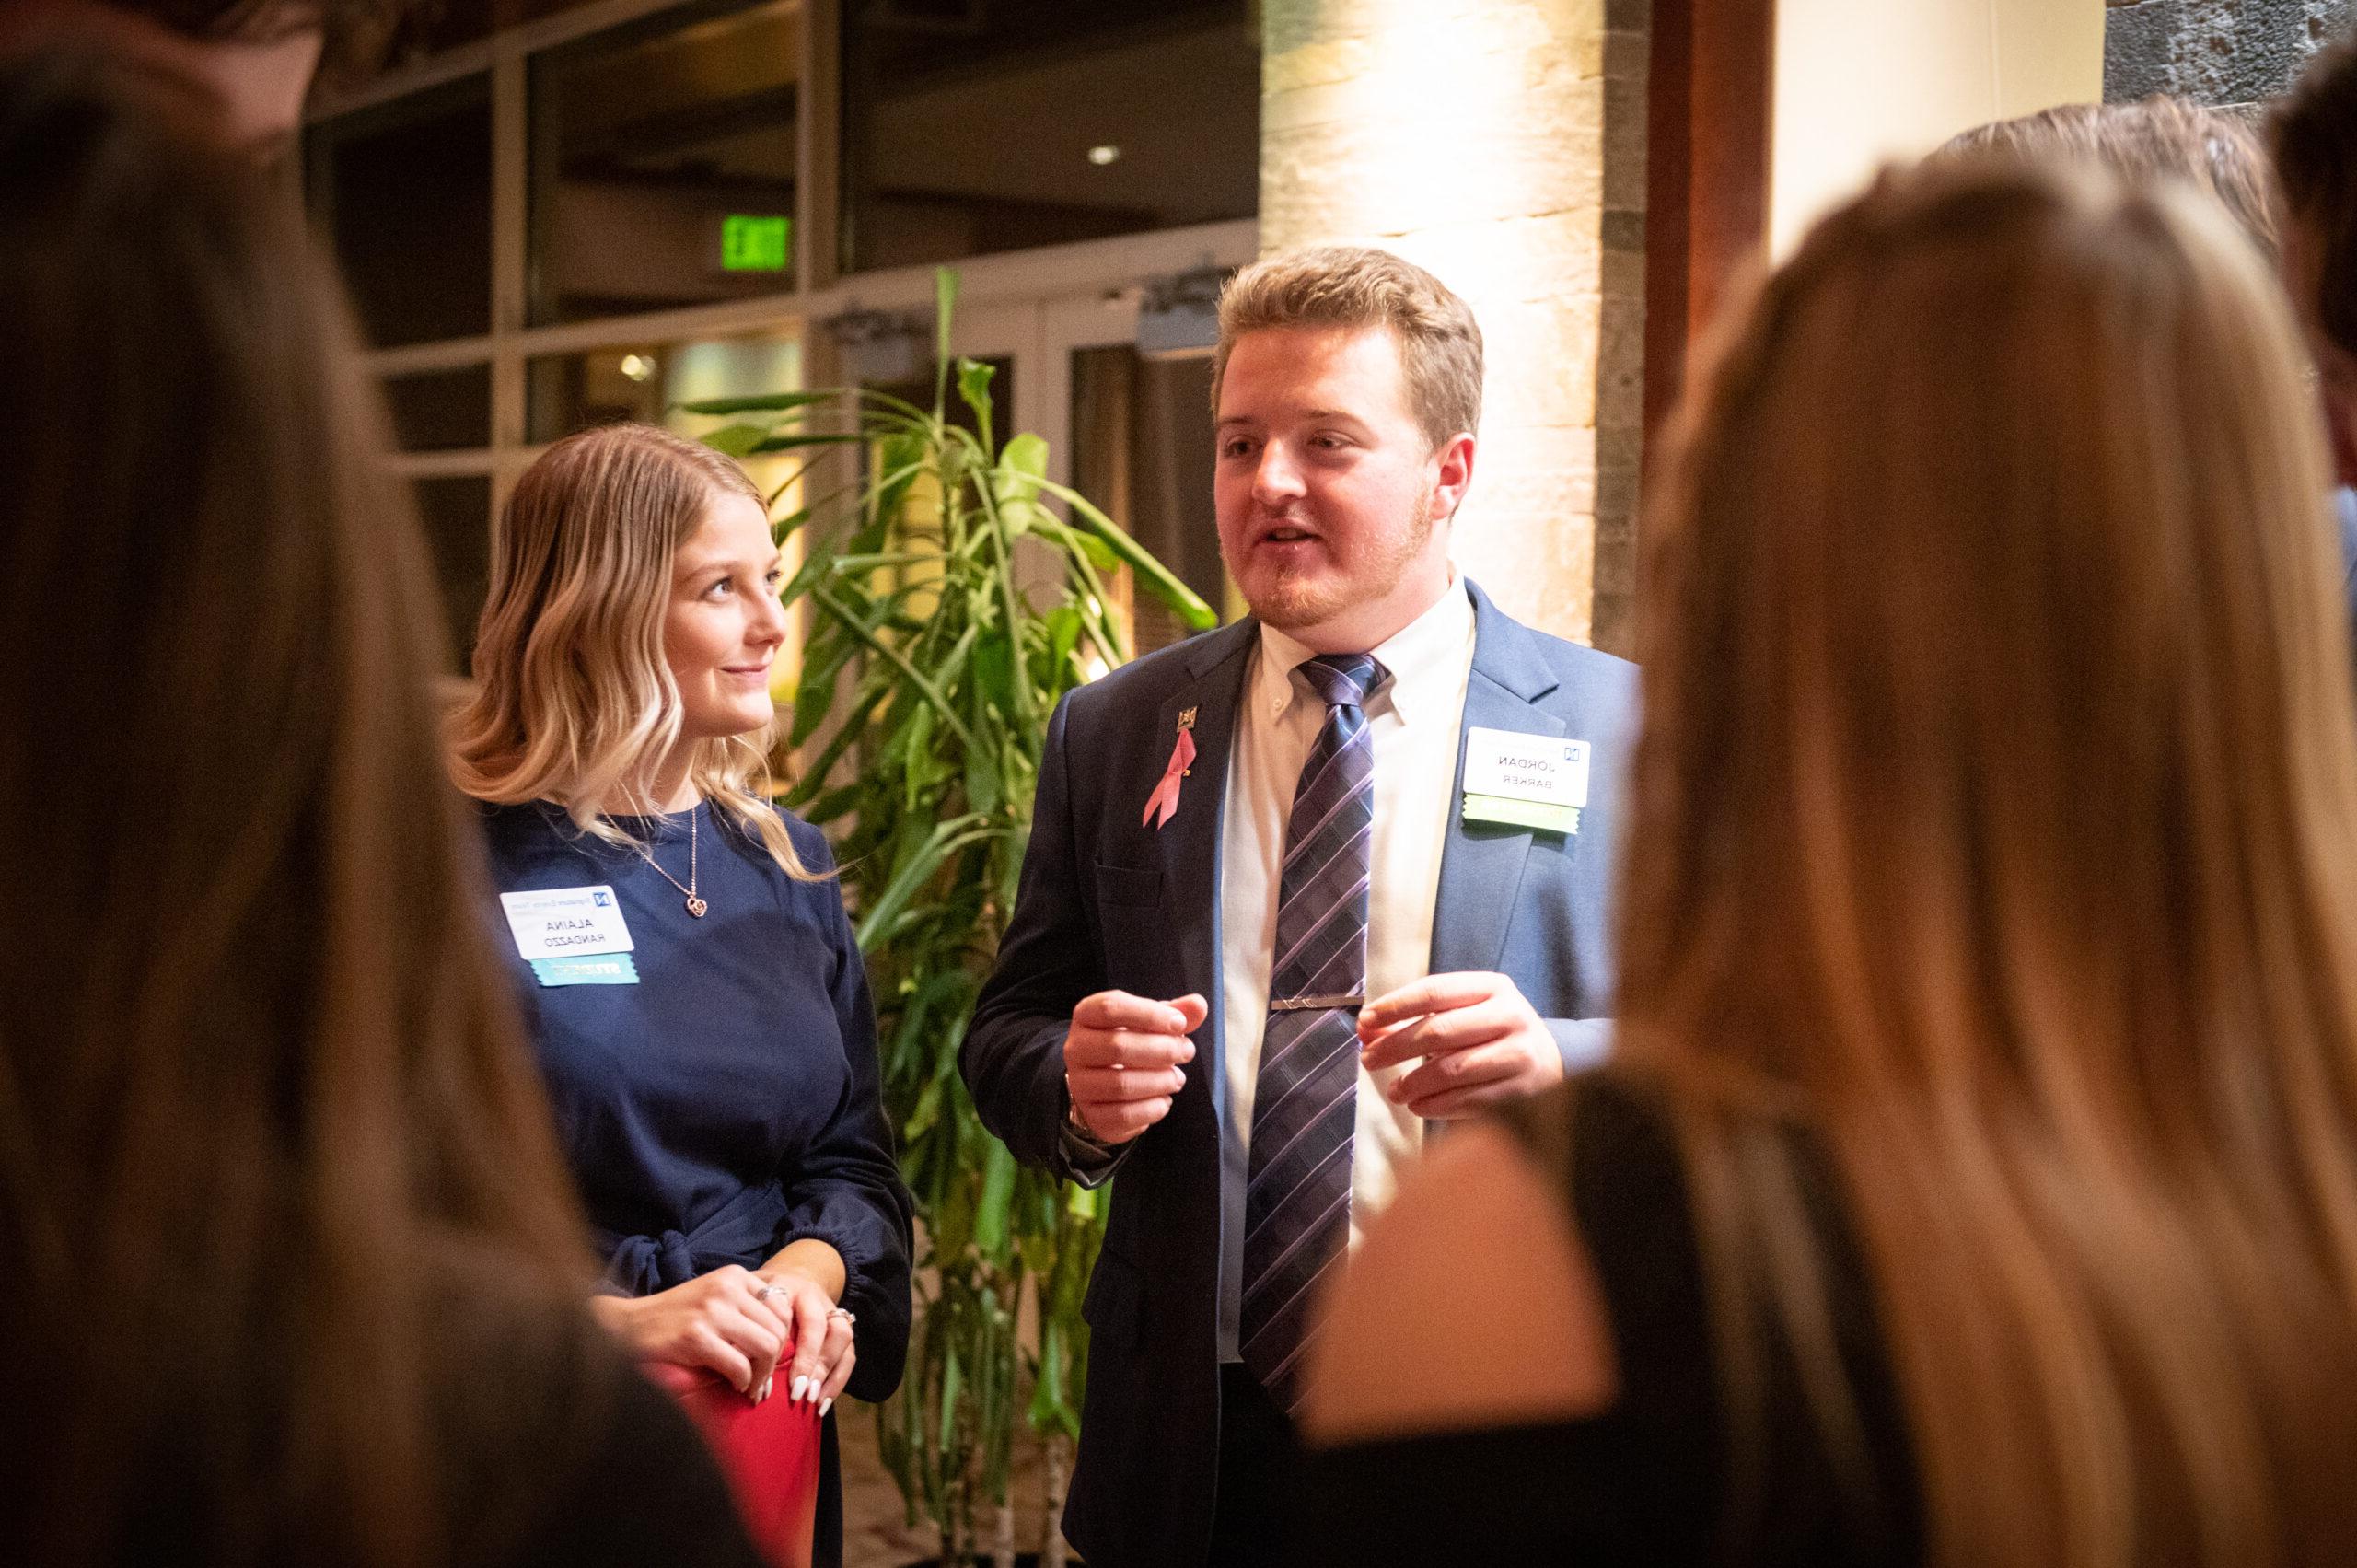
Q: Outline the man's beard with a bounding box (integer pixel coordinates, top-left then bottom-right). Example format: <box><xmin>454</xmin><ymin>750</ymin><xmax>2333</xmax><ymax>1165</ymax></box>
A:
<box><xmin>1243</xmin><ymin>484</ymin><xmax>1435</xmax><ymax>632</ymax></box>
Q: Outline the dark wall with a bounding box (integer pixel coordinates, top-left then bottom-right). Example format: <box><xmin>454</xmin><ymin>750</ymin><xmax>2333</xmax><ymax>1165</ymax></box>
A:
<box><xmin>2107</xmin><ymin>0</ymin><xmax>2357</xmax><ymax>108</ymax></box>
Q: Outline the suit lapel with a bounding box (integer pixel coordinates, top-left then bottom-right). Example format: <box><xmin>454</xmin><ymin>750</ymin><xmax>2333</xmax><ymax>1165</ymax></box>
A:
<box><xmin>1151</xmin><ymin>621</ymin><xmax>1255</xmax><ymax>1045</ymax></box>
<box><xmin>1430</xmin><ymin>583</ymin><xmax>1566</xmax><ymax>976</ymax></box>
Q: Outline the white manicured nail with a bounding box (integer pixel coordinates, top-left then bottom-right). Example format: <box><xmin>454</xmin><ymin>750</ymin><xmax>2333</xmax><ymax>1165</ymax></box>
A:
<box><xmin>790</xmin><ymin>1375</ymin><xmax>811</xmax><ymax>1403</ymax></box>
<box><xmin>819</xmin><ymin>1397</ymin><xmax>834</xmax><ymax>1419</ymax></box>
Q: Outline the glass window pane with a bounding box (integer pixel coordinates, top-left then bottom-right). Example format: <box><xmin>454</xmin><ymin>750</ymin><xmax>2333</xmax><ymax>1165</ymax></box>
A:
<box><xmin>1071</xmin><ymin>345</ymin><xmax>1223</xmax><ymax>656</ymax></box>
<box><xmin>305</xmin><ymin>74</ymin><xmax>491</xmax><ymax>348</ymax></box>
<box><xmin>529</xmin><ymin>0</ymin><xmax>802</xmax><ymax>326</ymax></box>
<box><xmin>842</xmin><ymin>0</ymin><xmax>1259</xmax><ymax>275</ymax></box>
<box><xmin>527</xmin><ymin>331</ymin><xmax>802</xmax><ymax>446</ymax></box>
<box><xmin>412</xmin><ymin>475</ymin><xmax>493</xmax><ymax>668</ymax></box>
<box><xmin>384</xmin><ymin>365</ymin><xmax>492</xmax><ymax>452</ymax></box>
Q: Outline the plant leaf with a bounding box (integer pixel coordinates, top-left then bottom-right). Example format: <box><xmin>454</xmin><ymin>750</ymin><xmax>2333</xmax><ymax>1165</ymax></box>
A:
<box><xmin>970</xmin><ymin>628</ymin><xmax>1017</xmax><ymax>725</ymax></box>
<box><xmin>675</xmin><ymin>389</ymin><xmax>841</xmax><ymax>415</ymax></box>
<box><xmin>1032</xmin><ymin>517</ymin><xmax>1120</xmax><ymax>574</ymax></box>
<box><xmin>698</xmin><ymin>422</ymin><xmax>770</xmax><ymax>458</ymax></box>
<box><xmin>933</xmin><ymin>266</ymin><xmax>958</xmax><ymax>414</ymax></box>
<box><xmin>749</xmin><ymin>430</ymin><xmax>870</xmax><ymax>454</ymax></box>
<box><xmin>853</xmin><ymin>817</ymin><xmax>993</xmax><ymax>951</ymax></box>
<box><xmin>972</xmin><ymin>1141</ymin><xmax>1016</xmax><ymax>1261</ymax></box>
<box><xmin>1036</xmin><ymin>476</ymin><xmax>1217</xmax><ymax>630</ymax></box>
<box><xmin>955</xmin><ymin>357</ymin><xmax>995</xmax><ymax>451</ymax></box>
<box><xmin>808</xmin><ymin>583</ymin><xmax>981</xmax><ymax>756</ymax></box>
<box><xmin>997</xmin><ymin>431</ymin><xmax>1048</xmax><ymax>482</ymax></box>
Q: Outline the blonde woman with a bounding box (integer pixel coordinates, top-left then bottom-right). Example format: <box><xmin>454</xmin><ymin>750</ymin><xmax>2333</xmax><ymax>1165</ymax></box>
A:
<box><xmin>450</xmin><ymin>423</ymin><xmax>911</xmax><ymax>1568</ymax></box>
<box><xmin>1302</xmin><ymin>164</ymin><xmax>2357</xmax><ymax>1563</ymax></box>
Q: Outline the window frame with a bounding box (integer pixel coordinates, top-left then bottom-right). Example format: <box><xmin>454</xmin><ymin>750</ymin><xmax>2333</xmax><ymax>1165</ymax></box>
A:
<box><xmin>306</xmin><ymin>0</ymin><xmax>1255</xmax><ymax>532</ymax></box>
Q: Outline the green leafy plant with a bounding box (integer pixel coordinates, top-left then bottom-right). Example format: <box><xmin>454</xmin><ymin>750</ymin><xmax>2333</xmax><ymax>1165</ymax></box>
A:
<box><xmin>685</xmin><ymin>269</ymin><xmax>1215</xmax><ymax>1565</ymax></box>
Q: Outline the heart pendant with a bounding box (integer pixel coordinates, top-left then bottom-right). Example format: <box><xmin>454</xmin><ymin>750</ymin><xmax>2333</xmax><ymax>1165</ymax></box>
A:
<box><xmin>685</xmin><ymin>896</ymin><xmax>708</xmax><ymax>918</ymax></box>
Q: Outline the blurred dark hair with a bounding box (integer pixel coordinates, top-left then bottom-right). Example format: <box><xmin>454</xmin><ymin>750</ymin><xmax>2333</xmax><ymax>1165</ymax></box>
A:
<box><xmin>1939</xmin><ymin>96</ymin><xmax>2280</xmax><ymax>261</ymax></box>
<box><xmin>2273</xmin><ymin>32</ymin><xmax>2357</xmax><ymax>357</ymax></box>
<box><xmin>104</xmin><ymin>0</ymin><xmax>401</xmax><ymax>42</ymax></box>
<box><xmin>103</xmin><ymin>0</ymin><xmax>419</xmax><ymax>84</ymax></box>
<box><xmin>0</xmin><ymin>46</ymin><xmax>599</xmax><ymax>1568</ymax></box>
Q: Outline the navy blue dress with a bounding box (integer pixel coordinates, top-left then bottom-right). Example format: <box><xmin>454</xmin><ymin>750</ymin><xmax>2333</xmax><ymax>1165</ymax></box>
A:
<box><xmin>480</xmin><ymin>799</ymin><xmax>913</xmax><ymax>1567</ymax></box>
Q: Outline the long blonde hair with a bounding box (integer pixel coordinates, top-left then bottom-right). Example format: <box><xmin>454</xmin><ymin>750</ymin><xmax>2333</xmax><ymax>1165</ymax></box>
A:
<box><xmin>1624</xmin><ymin>162</ymin><xmax>2357</xmax><ymax>1564</ymax></box>
<box><xmin>449</xmin><ymin>422</ymin><xmax>815</xmax><ymax>878</ymax></box>
<box><xmin>1</xmin><ymin>50</ymin><xmax>600</xmax><ymax>1568</ymax></box>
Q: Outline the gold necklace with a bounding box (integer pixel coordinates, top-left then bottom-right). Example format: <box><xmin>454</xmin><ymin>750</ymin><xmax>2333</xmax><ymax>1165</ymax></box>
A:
<box><xmin>643</xmin><ymin>806</ymin><xmax>707</xmax><ymax>917</ymax></box>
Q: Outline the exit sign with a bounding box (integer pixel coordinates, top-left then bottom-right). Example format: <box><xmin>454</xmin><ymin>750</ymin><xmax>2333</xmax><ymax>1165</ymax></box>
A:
<box><xmin>722</xmin><ymin>214</ymin><xmax>790</xmax><ymax>273</ymax></box>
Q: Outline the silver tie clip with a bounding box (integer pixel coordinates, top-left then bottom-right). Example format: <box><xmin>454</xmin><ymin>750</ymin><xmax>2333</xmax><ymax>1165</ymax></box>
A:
<box><xmin>1268</xmin><ymin>993</ymin><xmax>1364</xmax><ymax>1013</ymax></box>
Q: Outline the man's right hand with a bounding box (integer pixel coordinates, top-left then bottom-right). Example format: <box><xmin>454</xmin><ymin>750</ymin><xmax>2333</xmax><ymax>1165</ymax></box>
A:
<box><xmin>1063</xmin><ymin>989</ymin><xmax>1207</xmax><ymax>1146</ymax></box>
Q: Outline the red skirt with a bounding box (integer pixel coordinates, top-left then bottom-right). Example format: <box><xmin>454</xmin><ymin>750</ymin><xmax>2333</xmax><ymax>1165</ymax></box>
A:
<box><xmin>644</xmin><ymin>1360</ymin><xmax>823</xmax><ymax>1568</ymax></box>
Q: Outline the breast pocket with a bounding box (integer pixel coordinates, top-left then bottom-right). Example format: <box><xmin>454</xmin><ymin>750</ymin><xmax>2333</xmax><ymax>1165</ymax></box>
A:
<box><xmin>1093</xmin><ymin>862</ymin><xmax>1164</xmax><ymax>910</ymax></box>
<box><xmin>1092</xmin><ymin>863</ymin><xmax>1170</xmax><ymax>993</ymax></box>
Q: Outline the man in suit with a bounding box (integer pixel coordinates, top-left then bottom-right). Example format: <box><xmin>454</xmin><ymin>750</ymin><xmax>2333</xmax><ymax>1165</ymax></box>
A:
<box><xmin>961</xmin><ymin>245</ymin><xmax>1637</xmax><ymax>1568</ymax></box>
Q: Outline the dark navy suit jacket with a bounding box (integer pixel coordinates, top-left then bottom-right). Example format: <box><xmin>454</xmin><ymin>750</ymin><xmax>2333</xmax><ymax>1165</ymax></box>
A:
<box><xmin>961</xmin><ymin>581</ymin><xmax>1637</xmax><ymax>1568</ymax></box>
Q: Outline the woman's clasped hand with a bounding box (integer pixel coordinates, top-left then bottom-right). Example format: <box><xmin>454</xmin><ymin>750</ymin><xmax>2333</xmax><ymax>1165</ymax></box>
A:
<box><xmin>595</xmin><ymin>1261</ymin><xmax>859</xmax><ymax>1411</ymax></box>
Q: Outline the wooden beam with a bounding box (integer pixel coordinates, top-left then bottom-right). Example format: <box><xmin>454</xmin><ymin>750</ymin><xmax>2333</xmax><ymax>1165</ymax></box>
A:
<box><xmin>1643</xmin><ymin>0</ymin><xmax>1772</xmax><ymax>458</ymax></box>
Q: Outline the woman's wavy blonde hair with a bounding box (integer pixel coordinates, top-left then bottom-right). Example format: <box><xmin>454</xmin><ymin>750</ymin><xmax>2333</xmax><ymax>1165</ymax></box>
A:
<box><xmin>448</xmin><ymin>422</ymin><xmax>815</xmax><ymax>879</ymax></box>
<box><xmin>1626</xmin><ymin>162</ymin><xmax>2357</xmax><ymax>1563</ymax></box>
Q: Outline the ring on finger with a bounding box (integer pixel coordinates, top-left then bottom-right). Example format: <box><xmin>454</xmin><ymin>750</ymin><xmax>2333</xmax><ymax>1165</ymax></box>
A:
<box><xmin>826</xmin><ymin>1307</ymin><xmax>856</xmax><ymax>1326</ymax></box>
<box><xmin>754</xmin><ymin>1283</ymin><xmax>785</xmax><ymax>1304</ymax></box>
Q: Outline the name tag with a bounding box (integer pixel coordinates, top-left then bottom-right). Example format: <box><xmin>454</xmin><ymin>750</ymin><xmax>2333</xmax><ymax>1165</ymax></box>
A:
<box><xmin>531</xmin><ymin>953</ymin><xmax>640</xmax><ymax>987</ymax></box>
<box><xmin>1462</xmin><ymin>727</ymin><xmax>1589</xmax><ymax>835</ymax></box>
<box><xmin>500</xmin><ymin>885</ymin><xmax>636</xmax><ymax>961</ymax></box>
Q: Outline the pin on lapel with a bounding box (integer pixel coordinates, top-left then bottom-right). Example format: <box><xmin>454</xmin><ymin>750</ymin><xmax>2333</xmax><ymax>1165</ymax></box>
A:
<box><xmin>1142</xmin><ymin>707</ymin><xmax>1199</xmax><ymax>830</ymax></box>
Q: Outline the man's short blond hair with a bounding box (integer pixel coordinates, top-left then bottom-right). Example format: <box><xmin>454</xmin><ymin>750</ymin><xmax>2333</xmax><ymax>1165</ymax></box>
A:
<box><xmin>1938</xmin><ymin>97</ymin><xmax>2280</xmax><ymax>261</ymax></box>
<box><xmin>1212</xmin><ymin>245</ymin><xmax>1483</xmax><ymax>450</ymax></box>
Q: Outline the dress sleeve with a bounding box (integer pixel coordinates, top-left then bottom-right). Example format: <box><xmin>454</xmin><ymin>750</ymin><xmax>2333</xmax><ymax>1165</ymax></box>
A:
<box><xmin>776</xmin><ymin>823</ymin><xmax>915</xmax><ymax>1405</ymax></box>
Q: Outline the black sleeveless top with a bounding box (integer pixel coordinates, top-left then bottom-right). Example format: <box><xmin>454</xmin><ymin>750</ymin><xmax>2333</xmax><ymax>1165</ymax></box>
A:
<box><xmin>1295</xmin><ymin>1076</ymin><xmax>1922</xmax><ymax>1566</ymax></box>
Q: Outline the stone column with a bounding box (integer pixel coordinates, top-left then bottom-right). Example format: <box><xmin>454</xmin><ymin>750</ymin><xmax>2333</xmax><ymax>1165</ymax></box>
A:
<box><xmin>2105</xmin><ymin>0</ymin><xmax>2357</xmax><ymax>108</ymax></box>
<box><xmin>1260</xmin><ymin>0</ymin><xmax>1647</xmax><ymax>651</ymax></box>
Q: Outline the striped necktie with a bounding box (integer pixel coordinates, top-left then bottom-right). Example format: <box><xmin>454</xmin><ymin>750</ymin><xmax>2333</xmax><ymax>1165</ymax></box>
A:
<box><xmin>1240</xmin><ymin>650</ymin><xmax>1387</xmax><ymax>1410</ymax></box>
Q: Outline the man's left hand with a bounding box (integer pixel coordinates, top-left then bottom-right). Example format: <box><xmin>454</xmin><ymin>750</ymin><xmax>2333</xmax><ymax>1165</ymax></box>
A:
<box><xmin>1357</xmin><ymin>972</ymin><xmax>1564</xmax><ymax>1119</ymax></box>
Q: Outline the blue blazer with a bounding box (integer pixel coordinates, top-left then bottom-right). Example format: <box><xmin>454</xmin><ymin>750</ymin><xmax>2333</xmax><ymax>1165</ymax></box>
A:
<box><xmin>2337</xmin><ymin>487</ymin><xmax>2357</xmax><ymax>659</ymax></box>
<box><xmin>960</xmin><ymin>580</ymin><xmax>1638</xmax><ymax>1568</ymax></box>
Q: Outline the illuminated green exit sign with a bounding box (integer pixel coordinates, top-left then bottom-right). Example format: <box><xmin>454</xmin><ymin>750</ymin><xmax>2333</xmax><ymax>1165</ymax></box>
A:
<box><xmin>722</xmin><ymin>214</ymin><xmax>790</xmax><ymax>273</ymax></box>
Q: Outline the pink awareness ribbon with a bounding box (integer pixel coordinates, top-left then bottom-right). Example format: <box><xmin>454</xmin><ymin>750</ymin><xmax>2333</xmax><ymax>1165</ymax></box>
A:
<box><xmin>1141</xmin><ymin>724</ymin><xmax>1197</xmax><ymax>830</ymax></box>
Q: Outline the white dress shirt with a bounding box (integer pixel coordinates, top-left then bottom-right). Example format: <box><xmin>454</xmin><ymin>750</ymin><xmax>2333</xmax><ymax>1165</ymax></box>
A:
<box><xmin>1213</xmin><ymin>576</ymin><xmax>1477</xmax><ymax>1362</ymax></box>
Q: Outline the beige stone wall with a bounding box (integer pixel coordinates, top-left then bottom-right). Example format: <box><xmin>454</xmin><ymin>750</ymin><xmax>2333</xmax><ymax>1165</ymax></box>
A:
<box><xmin>1770</xmin><ymin>0</ymin><xmax>2106</xmax><ymax>256</ymax></box>
<box><xmin>1260</xmin><ymin>0</ymin><xmax>1645</xmax><ymax>652</ymax></box>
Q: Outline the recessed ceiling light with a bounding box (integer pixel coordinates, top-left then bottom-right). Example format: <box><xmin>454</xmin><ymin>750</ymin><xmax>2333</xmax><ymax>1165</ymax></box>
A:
<box><xmin>1086</xmin><ymin>145</ymin><xmax>1121</xmax><ymax>166</ymax></box>
<box><xmin>619</xmin><ymin>354</ymin><xmax>655</xmax><ymax>382</ymax></box>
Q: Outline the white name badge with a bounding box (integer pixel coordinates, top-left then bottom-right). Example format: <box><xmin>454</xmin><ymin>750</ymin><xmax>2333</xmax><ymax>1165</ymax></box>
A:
<box><xmin>1463</xmin><ymin>727</ymin><xmax>1591</xmax><ymax>807</ymax></box>
<box><xmin>499</xmin><ymin>886</ymin><xmax>636</xmax><ymax>961</ymax></box>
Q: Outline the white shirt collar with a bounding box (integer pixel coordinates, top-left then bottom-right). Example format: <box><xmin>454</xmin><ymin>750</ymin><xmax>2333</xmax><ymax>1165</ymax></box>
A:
<box><xmin>1251</xmin><ymin>574</ymin><xmax>1474</xmax><ymax>728</ymax></box>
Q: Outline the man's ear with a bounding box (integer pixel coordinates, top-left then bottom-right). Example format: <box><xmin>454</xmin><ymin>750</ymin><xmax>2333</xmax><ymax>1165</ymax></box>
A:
<box><xmin>1430</xmin><ymin>432</ymin><xmax>1477</xmax><ymax>520</ymax></box>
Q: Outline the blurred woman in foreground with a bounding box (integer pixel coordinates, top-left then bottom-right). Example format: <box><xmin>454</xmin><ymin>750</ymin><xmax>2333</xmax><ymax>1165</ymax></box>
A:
<box><xmin>0</xmin><ymin>51</ymin><xmax>762</xmax><ymax>1568</ymax></box>
<box><xmin>1307</xmin><ymin>163</ymin><xmax>2357</xmax><ymax>1564</ymax></box>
